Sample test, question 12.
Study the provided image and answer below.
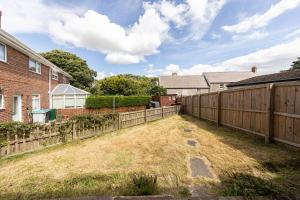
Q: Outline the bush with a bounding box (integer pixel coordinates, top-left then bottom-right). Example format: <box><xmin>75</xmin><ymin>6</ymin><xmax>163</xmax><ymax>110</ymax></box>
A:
<box><xmin>85</xmin><ymin>96</ymin><xmax>151</xmax><ymax>109</ymax></box>
<box><xmin>220</xmin><ymin>172</ymin><xmax>283</xmax><ymax>199</ymax></box>
<box><xmin>123</xmin><ymin>174</ymin><xmax>158</xmax><ymax>196</ymax></box>
<box><xmin>178</xmin><ymin>186</ymin><xmax>191</xmax><ymax>197</ymax></box>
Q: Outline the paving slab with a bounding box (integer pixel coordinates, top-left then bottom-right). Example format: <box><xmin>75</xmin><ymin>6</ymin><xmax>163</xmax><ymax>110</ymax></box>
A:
<box><xmin>184</xmin><ymin>128</ymin><xmax>193</xmax><ymax>133</ymax></box>
<box><xmin>190</xmin><ymin>157</ymin><xmax>215</xmax><ymax>179</ymax></box>
<box><xmin>187</xmin><ymin>140</ymin><xmax>197</xmax><ymax>147</ymax></box>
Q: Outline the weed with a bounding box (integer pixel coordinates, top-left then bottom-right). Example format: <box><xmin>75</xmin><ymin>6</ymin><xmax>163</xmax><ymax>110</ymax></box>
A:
<box><xmin>123</xmin><ymin>174</ymin><xmax>159</xmax><ymax>196</ymax></box>
<box><xmin>178</xmin><ymin>186</ymin><xmax>191</xmax><ymax>198</ymax></box>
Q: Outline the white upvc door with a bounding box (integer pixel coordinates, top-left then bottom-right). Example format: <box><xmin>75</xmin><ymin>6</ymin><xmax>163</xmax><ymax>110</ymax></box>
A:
<box><xmin>12</xmin><ymin>95</ymin><xmax>22</xmax><ymax>122</ymax></box>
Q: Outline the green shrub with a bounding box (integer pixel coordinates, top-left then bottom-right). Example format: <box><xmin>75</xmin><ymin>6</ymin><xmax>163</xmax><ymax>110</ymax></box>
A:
<box><xmin>220</xmin><ymin>172</ymin><xmax>283</xmax><ymax>199</ymax></box>
<box><xmin>178</xmin><ymin>186</ymin><xmax>191</xmax><ymax>197</ymax></box>
<box><xmin>85</xmin><ymin>96</ymin><xmax>151</xmax><ymax>109</ymax></box>
<box><xmin>123</xmin><ymin>174</ymin><xmax>158</xmax><ymax>196</ymax></box>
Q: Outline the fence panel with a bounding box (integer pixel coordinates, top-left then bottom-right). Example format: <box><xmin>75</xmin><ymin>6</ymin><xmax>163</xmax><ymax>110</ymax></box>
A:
<box><xmin>146</xmin><ymin>108</ymin><xmax>162</xmax><ymax>122</ymax></box>
<box><xmin>200</xmin><ymin>92</ymin><xmax>218</xmax><ymax>122</ymax></box>
<box><xmin>192</xmin><ymin>95</ymin><xmax>200</xmax><ymax>118</ymax></box>
<box><xmin>273</xmin><ymin>83</ymin><xmax>300</xmax><ymax>146</ymax></box>
<box><xmin>186</xmin><ymin>96</ymin><xmax>193</xmax><ymax>115</ymax></box>
<box><xmin>163</xmin><ymin>106</ymin><xmax>177</xmax><ymax>118</ymax></box>
<box><xmin>119</xmin><ymin>110</ymin><xmax>146</xmax><ymax>129</ymax></box>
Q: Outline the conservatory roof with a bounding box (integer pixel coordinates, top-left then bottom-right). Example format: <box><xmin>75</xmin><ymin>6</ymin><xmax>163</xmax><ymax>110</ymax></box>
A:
<box><xmin>51</xmin><ymin>84</ymin><xmax>90</xmax><ymax>95</ymax></box>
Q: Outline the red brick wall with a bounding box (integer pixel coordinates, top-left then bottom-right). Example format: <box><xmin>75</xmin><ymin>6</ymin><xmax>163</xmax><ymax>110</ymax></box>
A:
<box><xmin>0</xmin><ymin>45</ymin><xmax>68</xmax><ymax>123</ymax></box>
<box><xmin>57</xmin><ymin>106</ymin><xmax>146</xmax><ymax>119</ymax></box>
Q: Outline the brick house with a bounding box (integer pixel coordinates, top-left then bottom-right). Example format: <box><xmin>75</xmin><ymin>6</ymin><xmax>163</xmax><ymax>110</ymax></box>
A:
<box><xmin>0</xmin><ymin>29</ymin><xmax>72</xmax><ymax>123</ymax></box>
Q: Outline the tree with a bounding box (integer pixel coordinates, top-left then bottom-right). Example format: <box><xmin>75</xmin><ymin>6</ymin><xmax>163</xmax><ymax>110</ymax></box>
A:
<box><xmin>291</xmin><ymin>57</ymin><xmax>300</xmax><ymax>69</ymax></box>
<box><xmin>149</xmin><ymin>85</ymin><xmax>167</xmax><ymax>96</ymax></box>
<box><xmin>93</xmin><ymin>74</ymin><xmax>166</xmax><ymax>96</ymax></box>
<box><xmin>41</xmin><ymin>50</ymin><xmax>97</xmax><ymax>91</ymax></box>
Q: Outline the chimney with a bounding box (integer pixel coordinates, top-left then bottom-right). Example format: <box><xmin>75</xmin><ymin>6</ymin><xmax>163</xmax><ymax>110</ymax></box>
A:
<box><xmin>251</xmin><ymin>65</ymin><xmax>257</xmax><ymax>73</ymax></box>
<box><xmin>0</xmin><ymin>11</ymin><xmax>2</xmax><ymax>29</ymax></box>
<box><xmin>172</xmin><ymin>72</ymin><xmax>177</xmax><ymax>76</ymax></box>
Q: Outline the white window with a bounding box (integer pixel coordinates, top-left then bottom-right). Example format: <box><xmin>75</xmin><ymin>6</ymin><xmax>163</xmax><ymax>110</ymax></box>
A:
<box><xmin>219</xmin><ymin>84</ymin><xmax>224</xmax><ymax>89</ymax></box>
<box><xmin>29</xmin><ymin>59</ymin><xmax>41</xmax><ymax>74</ymax></box>
<box><xmin>0</xmin><ymin>94</ymin><xmax>4</xmax><ymax>109</ymax></box>
<box><xmin>0</xmin><ymin>43</ymin><xmax>7</xmax><ymax>62</ymax></box>
<box><xmin>32</xmin><ymin>94</ymin><xmax>40</xmax><ymax>110</ymax></box>
<box><xmin>52</xmin><ymin>70</ymin><xmax>58</xmax><ymax>80</ymax></box>
<box><xmin>172</xmin><ymin>96</ymin><xmax>176</xmax><ymax>101</ymax></box>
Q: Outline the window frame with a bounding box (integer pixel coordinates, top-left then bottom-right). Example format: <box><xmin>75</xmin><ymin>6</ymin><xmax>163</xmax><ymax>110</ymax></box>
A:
<box><xmin>219</xmin><ymin>83</ymin><xmax>225</xmax><ymax>89</ymax></box>
<box><xmin>29</xmin><ymin>58</ymin><xmax>41</xmax><ymax>74</ymax></box>
<box><xmin>32</xmin><ymin>94</ymin><xmax>41</xmax><ymax>110</ymax></box>
<box><xmin>0</xmin><ymin>42</ymin><xmax>7</xmax><ymax>62</ymax></box>
<box><xmin>52</xmin><ymin>70</ymin><xmax>59</xmax><ymax>80</ymax></box>
<box><xmin>0</xmin><ymin>94</ymin><xmax>4</xmax><ymax>109</ymax></box>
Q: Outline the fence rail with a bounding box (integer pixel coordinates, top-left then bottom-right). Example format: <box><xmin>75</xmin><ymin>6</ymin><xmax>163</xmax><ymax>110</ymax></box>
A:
<box><xmin>181</xmin><ymin>82</ymin><xmax>300</xmax><ymax>148</ymax></box>
<box><xmin>0</xmin><ymin>105</ymin><xmax>181</xmax><ymax>157</ymax></box>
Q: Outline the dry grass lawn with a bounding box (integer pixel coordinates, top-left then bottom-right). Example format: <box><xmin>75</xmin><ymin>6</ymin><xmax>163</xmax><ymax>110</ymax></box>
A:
<box><xmin>0</xmin><ymin>115</ymin><xmax>299</xmax><ymax>199</ymax></box>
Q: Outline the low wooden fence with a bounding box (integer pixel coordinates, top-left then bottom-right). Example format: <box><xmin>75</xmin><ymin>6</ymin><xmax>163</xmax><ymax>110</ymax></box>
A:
<box><xmin>182</xmin><ymin>82</ymin><xmax>300</xmax><ymax>148</ymax></box>
<box><xmin>0</xmin><ymin>105</ymin><xmax>181</xmax><ymax>157</ymax></box>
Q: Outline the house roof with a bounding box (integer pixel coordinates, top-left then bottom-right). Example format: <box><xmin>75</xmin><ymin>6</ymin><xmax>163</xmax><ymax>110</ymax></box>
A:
<box><xmin>0</xmin><ymin>29</ymin><xmax>72</xmax><ymax>78</ymax></box>
<box><xmin>227</xmin><ymin>69</ymin><xmax>300</xmax><ymax>87</ymax></box>
<box><xmin>203</xmin><ymin>71</ymin><xmax>257</xmax><ymax>84</ymax></box>
<box><xmin>51</xmin><ymin>84</ymin><xmax>90</xmax><ymax>95</ymax></box>
<box><xmin>159</xmin><ymin>75</ymin><xmax>209</xmax><ymax>89</ymax></box>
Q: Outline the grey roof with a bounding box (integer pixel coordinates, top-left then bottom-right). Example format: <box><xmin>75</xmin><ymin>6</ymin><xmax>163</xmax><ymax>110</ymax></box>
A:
<box><xmin>203</xmin><ymin>71</ymin><xmax>257</xmax><ymax>84</ymax></box>
<box><xmin>159</xmin><ymin>75</ymin><xmax>209</xmax><ymax>89</ymax></box>
<box><xmin>228</xmin><ymin>69</ymin><xmax>300</xmax><ymax>87</ymax></box>
<box><xmin>51</xmin><ymin>84</ymin><xmax>90</xmax><ymax>95</ymax></box>
<box><xmin>0</xmin><ymin>29</ymin><xmax>71</xmax><ymax>78</ymax></box>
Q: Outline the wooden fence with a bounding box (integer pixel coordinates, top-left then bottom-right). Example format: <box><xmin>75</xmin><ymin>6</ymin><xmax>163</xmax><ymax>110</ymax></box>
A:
<box><xmin>181</xmin><ymin>82</ymin><xmax>300</xmax><ymax>148</ymax></box>
<box><xmin>0</xmin><ymin>105</ymin><xmax>181</xmax><ymax>157</ymax></box>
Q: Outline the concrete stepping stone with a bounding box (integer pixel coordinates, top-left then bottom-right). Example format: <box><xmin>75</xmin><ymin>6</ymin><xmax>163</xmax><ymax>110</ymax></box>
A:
<box><xmin>187</xmin><ymin>139</ymin><xmax>197</xmax><ymax>146</ymax></box>
<box><xmin>184</xmin><ymin>128</ymin><xmax>193</xmax><ymax>133</ymax></box>
<box><xmin>189</xmin><ymin>157</ymin><xmax>217</xmax><ymax>179</ymax></box>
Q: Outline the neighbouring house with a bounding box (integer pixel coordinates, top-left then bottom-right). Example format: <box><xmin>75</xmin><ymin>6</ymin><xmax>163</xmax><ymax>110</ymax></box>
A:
<box><xmin>159</xmin><ymin>67</ymin><xmax>258</xmax><ymax>95</ymax></box>
<box><xmin>227</xmin><ymin>69</ymin><xmax>300</xmax><ymax>89</ymax></box>
<box><xmin>204</xmin><ymin>66</ymin><xmax>258</xmax><ymax>92</ymax></box>
<box><xmin>152</xmin><ymin>94</ymin><xmax>177</xmax><ymax>107</ymax></box>
<box><xmin>159</xmin><ymin>73</ymin><xmax>210</xmax><ymax>96</ymax></box>
<box><xmin>0</xmin><ymin>28</ymin><xmax>82</xmax><ymax>123</ymax></box>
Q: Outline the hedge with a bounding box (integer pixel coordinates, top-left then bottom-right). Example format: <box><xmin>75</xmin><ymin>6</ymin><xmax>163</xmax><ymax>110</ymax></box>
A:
<box><xmin>85</xmin><ymin>96</ymin><xmax>151</xmax><ymax>109</ymax></box>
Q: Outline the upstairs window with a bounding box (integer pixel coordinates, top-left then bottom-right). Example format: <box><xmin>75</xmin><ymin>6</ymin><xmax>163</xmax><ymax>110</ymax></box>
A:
<box><xmin>29</xmin><ymin>59</ymin><xmax>41</xmax><ymax>74</ymax></box>
<box><xmin>32</xmin><ymin>94</ymin><xmax>40</xmax><ymax>110</ymax></box>
<box><xmin>0</xmin><ymin>43</ymin><xmax>7</xmax><ymax>62</ymax></box>
<box><xmin>219</xmin><ymin>84</ymin><xmax>225</xmax><ymax>89</ymax></box>
<box><xmin>52</xmin><ymin>70</ymin><xmax>58</xmax><ymax>80</ymax></box>
<box><xmin>0</xmin><ymin>94</ymin><xmax>4</xmax><ymax>109</ymax></box>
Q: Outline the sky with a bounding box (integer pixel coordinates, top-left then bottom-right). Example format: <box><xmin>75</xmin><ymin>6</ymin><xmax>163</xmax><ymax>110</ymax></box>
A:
<box><xmin>1</xmin><ymin>0</ymin><xmax>300</xmax><ymax>79</ymax></box>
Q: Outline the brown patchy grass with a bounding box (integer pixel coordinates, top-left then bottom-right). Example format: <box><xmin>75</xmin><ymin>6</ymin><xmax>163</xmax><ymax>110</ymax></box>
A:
<box><xmin>0</xmin><ymin>115</ymin><xmax>299</xmax><ymax>199</ymax></box>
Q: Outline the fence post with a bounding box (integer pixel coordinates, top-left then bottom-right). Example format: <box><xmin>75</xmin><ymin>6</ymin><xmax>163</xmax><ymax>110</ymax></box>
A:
<box><xmin>144</xmin><ymin>109</ymin><xmax>147</xmax><ymax>123</ymax></box>
<box><xmin>162</xmin><ymin>107</ymin><xmax>164</xmax><ymax>118</ymax></box>
<box><xmin>265</xmin><ymin>83</ymin><xmax>275</xmax><ymax>144</ymax></box>
<box><xmin>198</xmin><ymin>94</ymin><xmax>201</xmax><ymax>119</ymax></box>
<box><xmin>6</xmin><ymin>131</ymin><xmax>10</xmax><ymax>155</ymax></box>
<box><xmin>14</xmin><ymin>133</ymin><xmax>19</xmax><ymax>153</ymax></box>
<box><xmin>216</xmin><ymin>92</ymin><xmax>222</xmax><ymax>126</ymax></box>
<box><xmin>191</xmin><ymin>96</ymin><xmax>194</xmax><ymax>116</ymax></box>
<box><xmin>72</xmin><ymin>121</ymin><xmax>77</xmax><ymax>140</ymax></box>
<box><xmin>118</xmin><ymin>113</ymin><xmax>122</xmax><ymax>129</ymax></box>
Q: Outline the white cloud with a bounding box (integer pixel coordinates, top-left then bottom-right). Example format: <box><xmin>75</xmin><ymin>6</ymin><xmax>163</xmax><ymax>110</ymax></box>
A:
<box><xmin>162</xmin><ymin>63</ymin><xmax>222</xmax><ymax>75</ymax></box>
<box><xmin>145</xmin><ymin>64</ymin><xmax>163</xmax><ymax>73</ymax></box>
<box><xmin>145</xmin><ymin>0</ymin><xmax>188</xmax><ymax>28</ymax></box>
<box><xmin>221</xmin><ymin>37</ymin><xmax>300</xmax><ymax>72</ymax></box>
<box><xmin>222</xmin><ymin>0</ymin><xmax>300</xmax><ymax>34</ymax></box>
<box><xmin>232</xmin><ymin>31</ymin><xmax>269</xmax><ymax>41</ymax></box>
<box><xmin>96</xmin><ymin>71</ymin><xmax>114</xmax><ymax>80</ymax></box>
<box><xmin>49</xmin><ymin>8</ymin><xmax>169</xmax><ymax>64</ymax></box>
<box><xmin>211</xmin><ymin>33</ymin><xmax>222</xmax><ymax>40</ymax></box>
<box><xmin>285</xmin><ymin>28</ymin><xmax>300</xmax><ymax>39</ymax></box>
<box><xmin>185</xmin><ymin>0</ymin><xmax>226</xmax><ymax>40</ymax></box>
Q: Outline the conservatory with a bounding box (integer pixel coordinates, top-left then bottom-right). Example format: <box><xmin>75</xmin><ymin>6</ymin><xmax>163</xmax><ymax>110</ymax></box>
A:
<box><xmin>51</xmin><ymin>84</ymin><xmax>90</xmax><ymax>109</ymax></box>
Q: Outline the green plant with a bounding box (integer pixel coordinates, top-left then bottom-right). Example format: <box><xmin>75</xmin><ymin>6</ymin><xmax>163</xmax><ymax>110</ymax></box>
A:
<box><xmin>125</xmin><ymin>174</ymin><xmax>158</xmax><ymax>196</ymax></box>
<box><xmin>85</xmin><ymin>96</ymin><xmax>151</xmax><ymax>109</ymax></box>
<box><xmin>220</xmin><ymin>172</ymin><xmax>282</xmax><ymax>199</ymax></box>
<box><xmin>178</xmin><ymin>186</ymin><xmax>191</xmax><ymax>197</ymax></box>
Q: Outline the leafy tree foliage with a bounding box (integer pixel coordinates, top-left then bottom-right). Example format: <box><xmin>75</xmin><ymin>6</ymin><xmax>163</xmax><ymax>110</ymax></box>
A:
<box><xmin>291</xmin><ymin>57</ymin><xmax>300</xmax><ymax>69</ymax></box>
<box><xmin>41</xmin><ymin>50</ymin><xmax>97</xmax><ymax>91</ymax></box>
<box><xmin>93</xmin><ymin>74</ymin><xmax>166</xmax><ymax>96</ymax></box>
